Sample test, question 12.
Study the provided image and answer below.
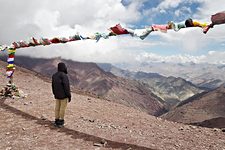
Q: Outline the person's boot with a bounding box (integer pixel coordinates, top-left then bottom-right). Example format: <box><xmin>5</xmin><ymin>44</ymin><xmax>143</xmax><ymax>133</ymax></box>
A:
<box><xmin>58</xmin><ymin>119</ymin><xmax>64</xmax><ymax>128</ymax></box>
<box><xmin>54</xmin><ymin>119</ymin><xmax>60</xmax><ymax>127</ymax></box>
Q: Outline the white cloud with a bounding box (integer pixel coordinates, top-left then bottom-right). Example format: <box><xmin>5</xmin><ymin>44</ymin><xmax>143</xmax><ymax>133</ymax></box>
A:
<box><xmin>157</xmin><ymin>0</ymin><xmax>182</xmax><ymax>11</ymax></box>
<box><xmin>0</xmin><ymin>0</ymin><xmax>141</xmax><ymax>40</ymax></box>
<box><xmin>204</xmin><ymin>51</ymin><xmax>225</xmax><ymax>64</ymax></box>
<box><xmin>193</xmin><ymin>0</ymin><xmax>225</xmax><ymax>20</ymax></box>
<box><xmin>135</xmin><ymin>52</ymin><xmax>203</xmax><ymax>63</ymax></box>
<box><xmin>174</xmin><ymin>6</ymin><xmax>191</xmax><ymax>17</ymax></box>
<box><xmin>149</xmin><ymin>0</ymin><xmax>183</xmax><ymax>15</ymax></box>
<box><xmin>16</xmin><ymin>35</ymin><xmax>158</xmax><ymax>63</ymax></box>
<box><xmin>159</xmin><ymin>28</ymin><xmax>208</xmax><ymax>52</ymax></box>
<box><xmin>135</xmin><ymin>51</ymin><xmax>225</xmax><ymax>64</ymax></box>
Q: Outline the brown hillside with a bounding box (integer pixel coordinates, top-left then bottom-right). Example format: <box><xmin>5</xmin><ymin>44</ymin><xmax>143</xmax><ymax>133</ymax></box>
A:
<box><xmin>161</xmin><ymin>85</ymin><xmax>225</xmax><ymax>128</ymax></box>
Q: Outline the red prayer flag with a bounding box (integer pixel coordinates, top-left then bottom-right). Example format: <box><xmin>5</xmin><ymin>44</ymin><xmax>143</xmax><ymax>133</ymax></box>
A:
<box><xmin>211</xmin><ymin>11</ymin><xmax>225</xmax><ymax>25</ymax></box>
<box><xmin>8</xmin><ymin>54</ymin><xmax>14</xmax><ymax>58</ymax></box>
<box><xmin>110</xmin><ymin>24</ymin><xmax>129</xmax><ymax>35</ymax></box>
<box><xmin>50</xmin><ymin>38</ymin><xmax>60</xmax><ymax>43</ymax></box>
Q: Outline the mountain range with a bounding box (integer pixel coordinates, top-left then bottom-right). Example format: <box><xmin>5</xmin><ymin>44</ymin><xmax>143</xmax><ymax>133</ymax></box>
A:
<box><xmin>115</xmin><ymin>62</ymin><xmax>225</xmax><ymax>90</ymax></box>
<box><xmin>98</xmin><ymin>63</ymin><xmax>204</xmax><ymax>107</ymax></box>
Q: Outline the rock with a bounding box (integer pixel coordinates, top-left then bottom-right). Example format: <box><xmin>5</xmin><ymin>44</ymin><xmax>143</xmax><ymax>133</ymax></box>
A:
<box><xmin>179</xmin><ymin>127</ymin><xmax>184</xmax><ymax>131</ymax></box>
<box><xmin>189</xmin><ymin>125</ymin><xmax>197</xmax><ymax>129</ymax></box>
<box><xmin>139</xmin><ymin>131</ymin><xmax>144</xmax><ymax>135</ymax></box>
<box><xmin>40</xmin><ymin>115</ymin><xmax>47</xmax><ymax>120</ymax></box>
<box><xmin>175</xmin><ymin>143</ymin><xmax>181</xmax><ymax>147</ymax></box>
<box><xmin>100</xmin><ymin>139</ymin><xmax>107</xmax><ymax>146</ymax></box>
<box><xmin>89</xmin><ymin>119</ymin><xmax>95</xmax><ymax>123</ymax></box>
<box><xmin>93</xmin><ymin>139</ymin><xmax>107</xmax><ymax>147</ymax></box>
<box><xmin>213</xmin><ymin>128</ymin><xmax>220</xmax><ymax>132</ymax></box>
<box><xmin>157</xmin><ymin>118</ymin><xmax>162</xmax><ymax>121</ymax></box>
<box><xmin>33</xmin><ymin>135</ymin><xmax>38</xmax><ymax>139</ymax></box>
<box><xmin>93</xmin><ymin>143</ymin><xmax>103</xmax><ymax>147</ymax></box>
<box><xmin>110</xmin><ymin>124</ymin><xmax>117</xmax><ymax>129</ymax></box>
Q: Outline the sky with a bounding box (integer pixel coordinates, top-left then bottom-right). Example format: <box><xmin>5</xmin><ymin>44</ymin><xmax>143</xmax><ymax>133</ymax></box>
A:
<box><xmin>0</xmin><ymin>0</ymin><xmax>225</xmax><ymax>64</ymax></box>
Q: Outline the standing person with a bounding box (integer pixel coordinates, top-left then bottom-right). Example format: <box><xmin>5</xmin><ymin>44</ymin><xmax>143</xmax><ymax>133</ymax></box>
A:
<box><xmin>52</xmin><ymin>62</ymin><xmax>71</xmax><ymax>127</ymax></box>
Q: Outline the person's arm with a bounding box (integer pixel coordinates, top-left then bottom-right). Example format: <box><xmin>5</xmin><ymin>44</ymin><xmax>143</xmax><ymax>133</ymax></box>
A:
<box><xmin>52</xmin><ymin>76</ymin><xmax>55</xmax><ymax>96</ymax></box>
<box><xmin>62</xmin><ymin>74</ymin><xmax>71</xmax><ymax>101</ymax></box>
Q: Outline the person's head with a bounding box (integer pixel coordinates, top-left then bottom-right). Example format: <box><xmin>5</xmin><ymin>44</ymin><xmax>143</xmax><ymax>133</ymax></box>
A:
<box><xmin>58</xmin><ymin>62</ymin><xmax>68</xmax><ymax>74</ymax></box>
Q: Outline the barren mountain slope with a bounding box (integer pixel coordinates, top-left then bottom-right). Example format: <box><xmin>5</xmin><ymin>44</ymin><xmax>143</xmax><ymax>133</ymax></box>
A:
<box><xmin>161</xmin><ymin>86</ymin><xmax>225</xmax><ymax>128</ymax></box>
<box><xmin>0</xmin><ymin>61</ymin><xmax>225</xmax><ymax>150</ymax></box>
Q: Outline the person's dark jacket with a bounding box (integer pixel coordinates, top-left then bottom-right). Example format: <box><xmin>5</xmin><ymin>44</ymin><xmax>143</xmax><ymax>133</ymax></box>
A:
<box><xmin>52</xmin><ymin>62</ymin><xmax>71</xmax><ymax>101</ymax></box>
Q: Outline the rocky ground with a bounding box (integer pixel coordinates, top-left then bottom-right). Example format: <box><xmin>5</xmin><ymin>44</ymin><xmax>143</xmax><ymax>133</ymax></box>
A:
<box><xmin>0</xmin><ymin>62</ymin><xmax>225</xmax><ymax>150</ymax></box>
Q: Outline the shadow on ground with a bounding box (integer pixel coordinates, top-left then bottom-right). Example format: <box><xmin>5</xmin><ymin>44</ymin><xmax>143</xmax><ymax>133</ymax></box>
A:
<box><xmin>0</xmin><ymin>98</ymin><xmax>153</xmax><ymax>150</ymax></box>
<box><xmin>191</xmin><ymin>117</ymin><xmax>225</xmax><ymax>129</ymax></box>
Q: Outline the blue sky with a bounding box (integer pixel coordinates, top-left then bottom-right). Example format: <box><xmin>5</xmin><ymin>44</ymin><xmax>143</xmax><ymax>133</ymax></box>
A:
<box><xmin>122</xmin><ymin>0</ymin><xmax>201</xmax><ymax>26</ymax></box>
<box><xmin>0</xmin><ymin>0</ymin><xmax>225</xmax><ymax>64</ymax></box>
